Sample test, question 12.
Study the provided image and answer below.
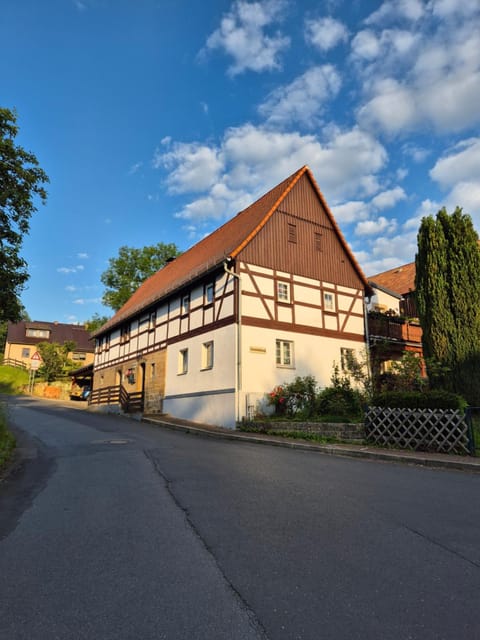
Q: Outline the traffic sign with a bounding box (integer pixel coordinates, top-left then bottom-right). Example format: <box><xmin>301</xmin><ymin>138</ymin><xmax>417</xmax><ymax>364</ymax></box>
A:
<box><xmin>30</xmin><ymin>360</ymin><xmax>40</xmax><ymax>370</ymax></box>
<box><xmin>31</xmin><ymin>352</ymin><xmax>42</xmax><ymax>361</ymax></box>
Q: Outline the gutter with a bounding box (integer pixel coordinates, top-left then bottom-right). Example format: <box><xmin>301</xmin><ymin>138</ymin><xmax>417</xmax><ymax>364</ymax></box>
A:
<box><xmin>223</xmin><ymin>259</ymin><xmax>242</xmax><ymax>422</ymax></box>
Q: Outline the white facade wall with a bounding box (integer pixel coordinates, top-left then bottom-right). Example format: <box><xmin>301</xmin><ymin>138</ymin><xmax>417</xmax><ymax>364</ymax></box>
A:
<box><xmin>239</xmin><ymin>325</ymin><xmax>365</xmax><ymax>417</ymax></box>
<box><xmin>163</xmin><ymin>324</ymin><xmax>237</xmax><ymax>428</ymax></box>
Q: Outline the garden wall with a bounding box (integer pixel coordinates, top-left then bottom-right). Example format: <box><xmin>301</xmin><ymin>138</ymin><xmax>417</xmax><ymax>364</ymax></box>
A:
<box><xmin>244</xmin><ymin>421</ymin><xmax>365</xmax><ymax>441</ymax></box>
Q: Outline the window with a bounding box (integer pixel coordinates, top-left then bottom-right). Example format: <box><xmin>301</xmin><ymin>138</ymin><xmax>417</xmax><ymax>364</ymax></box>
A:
<box><xmin>314</xmin><ymin>232</ymin><xmax>322</xmax><ymax>251</ymax></box>
<box><xmin>22</xmin><ymin>348</ymin><xmax>30</xmax><ymax>358</ymax></box>
<box><xmin>149</xmin><ymin>311</ymin><xmax>156</xmax><ymax>331</ymax></box>
<box><xmin>120</xmin><ymin>324</ymin><xmax>130</xmax><ymax>343</ymax></box>
<box><xmin>181</xmin><ymin>294</ymin><xmax>190</xmax><ymax>314</ymax></box>
<box><xmin>276</xmin><ymin>339</ymin><xmax>294</xmax><ymax>367</ymax></box>
<box><xmin>277</xmin><ymin>281</ymin><xmax>290</xmax><ymax>303</ymax></box>
<box><xmin>151</xmin><ymin>363</ymin><xmax>156</xmax><ymax>379</ymax></box>
<box><xmin>205</xmin><ymin>283</ymin><xmax>214</xmax><ymax>304</ymax></box>
<box><xmin>72</xmin><ymin>352</ymin><xmax>86</xmax><ymax>361</ymax></box>
<box><xmin>288</xmin><ymin>223</ymin><xmax>297</xmax><ymax>243</ymax></box>
<box><xmin>26</xmin><ymin>328</ymin><xmax>50</xmax><ymax>339</ymax></box>
<box><xmin>340</xmin><ymin>348</ymin><xmax>354</xmax><ymax>371</ymax></box>
<box><xmin>178</xmin><ymin>349</ymin><xmax>188</xmax><ymax>374</ymax></box>
<box><xmin>202</xmin><ymin>341</ymin><xmax>214</xmax><ymax>370</ymax></box>
<box><xmin>324</xmin><ymin>292</ymin><xmax>334</xmax><ymax>311</ymax></box>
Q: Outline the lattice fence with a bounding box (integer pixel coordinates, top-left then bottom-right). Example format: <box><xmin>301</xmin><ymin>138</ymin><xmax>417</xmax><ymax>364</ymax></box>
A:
<box><xmin>365</xmin><ymin>407</ymin><xmax>474</xmax><ymax>455</ymax></box>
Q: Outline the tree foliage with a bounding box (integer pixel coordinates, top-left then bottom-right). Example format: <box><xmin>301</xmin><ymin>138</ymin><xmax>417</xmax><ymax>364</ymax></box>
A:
<box><xmin>83</xmin><ymin>313</ymin><xmax>110</xmax><ymax>333</ymax></box>
<box><xmin>415</xmin><ymin>207</ymin><xmax>480</xmax><ymax>404</ymax></box>
<box><xmin>101</xmin><ymin>243</ymin><xmax>181</xmax><ymax>311</ymax></box>
<box><xmin>37</xmin><ymin>341</ymin><xmax>77</xmax><ymax>383</ymax></box>
<box><xmin>0</xmin><ymin>108</ymin><xmax>49</xmax><ymax>323</ymax></box>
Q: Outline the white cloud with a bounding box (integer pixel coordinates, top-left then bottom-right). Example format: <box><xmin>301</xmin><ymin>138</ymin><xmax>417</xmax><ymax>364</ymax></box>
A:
<box><xmin>365</xmin><ymin>0</ymin><xmax>425</xmax><ymax>25</ymax></box>
<box><xmin>128</xmin><ymin>161</ymin><xmax>142</xmax><ymax>175</ymax></box>
<box><xmin>155</xmin><ymin>123</ymin><xmax>388</xmax><ymax>222</ymax></box>
<box><xmin>202</xmin><ymin>0</ymin><xmax>290</xmax><ymax>75</ymax></box>
<box><xmin>330</xmin><ymin>200</ymin><xmax>369</xmax><ymax>224</ymax></box>
<box><xmin>356</xmin><ymin>15</ymin><xmax>480</xmax><ymax>135</ymax></box>
<box><xmin>304</xmin><ymin>17</ymin><xmax>348</xmax><ymax>51</ymax></box>
<box><xmin>57</xmin><ymin>265</ymin><xmax>84</xmax><ymax>274</ymax></box>
<box><xmin>429</xmin><ymin>0</ymin><xmax>480</xmax><ymax>19</ymax></box>
<box><xmin>351</xmin><ymin>29</ymin><xmax>381</xmax><ymax>60</ymax></box>
<box><xmin>355</xmin><ymin>216</ymin><xmax>397</xmax><ymax>236</ymax></box>
<box><xmin>445</xmin><ymin>182</ymin><xmax>480</xmax><ymax>221</ymax></box>
<box><xmin>371</xmin><ymin>186</ymin><xmax>406</xmax><ymax>210</ymax></box>
<box><xmin>258</xmin><ymin>65</ymin><xmax>341</xmax><ymax>127</ymax></box>
<box><xmin>429</xmin><ymin>138</ymin><xmax>480</xmax><ymax>187</ymax></box>
<box><xmin>73</xmin><ymin>298</ymin><xmax>102</xmax><ymax>305</ymax></box>
<box><xmin>154</xmin><ymin>141</ymin><xmax>223</xmax><ymax>194</ymax></box>
<box><xmin>77</xmin><ymin>252</ymin><xmax>89</xmax><ymax>259</ymax></box>
<box><xmin>65</xmin><ymin>285</ymin><xmax>77</xmax><ymax>292</ymax></box>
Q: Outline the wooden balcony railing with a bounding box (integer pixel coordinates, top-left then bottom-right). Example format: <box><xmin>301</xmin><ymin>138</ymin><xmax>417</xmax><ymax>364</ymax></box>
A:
<box><xmin>368</xmin><ymin>315</ymin><xmax>422</xmax><ymax>344</ymax></box>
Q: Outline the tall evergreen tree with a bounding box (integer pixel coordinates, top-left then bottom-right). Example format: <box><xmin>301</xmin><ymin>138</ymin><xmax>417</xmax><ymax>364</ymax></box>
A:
<box><xmin>415</xmin><ymin>207</ymin><xmax>480</xmax><ymax>404</ymax></box>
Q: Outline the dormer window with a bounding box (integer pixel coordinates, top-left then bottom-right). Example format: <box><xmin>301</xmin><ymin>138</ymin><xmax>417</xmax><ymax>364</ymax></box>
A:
<box><xmin>26</xmin><ymin>328</ymin><xmax>50</xmax><ymax>339</ymax></box>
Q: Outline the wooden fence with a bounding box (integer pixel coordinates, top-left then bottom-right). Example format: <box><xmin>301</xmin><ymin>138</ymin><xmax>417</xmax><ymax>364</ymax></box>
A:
<box><xmin>2</xmin><ymin>358</ymin><xmax>27</xmax><ymax>370</ymax></box>
<box><xmin>365</xmin><ymin>406</ymin><xmax>475</xmax><ymax>455</ymax></box>
<box><xmin>89</xmin><ymin>384</ymin><xmax>144</xmax><ymax>413</ymax></box>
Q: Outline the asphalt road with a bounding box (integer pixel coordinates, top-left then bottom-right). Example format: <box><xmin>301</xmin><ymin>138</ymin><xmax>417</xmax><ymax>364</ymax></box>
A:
<box><xmin>1</xmin><ymin>396</ymin><xmax>479</xmax><ymax>640</ymax></box>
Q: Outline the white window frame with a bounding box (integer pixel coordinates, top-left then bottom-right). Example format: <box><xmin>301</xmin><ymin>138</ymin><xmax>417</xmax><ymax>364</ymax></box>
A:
<box><xmin>202</xmin><ymin>341</ymin><xmax>214</xmax><ymax>370</ymax></box>
<box><xmin>205</xmin><ymin>283</ymin><xmax>214</xmax><ymax>304</ymax></box>
<box><xmin>277</xmin><ymin>281</ymin><xmax>290</xmax><ymax>303</ymax></box>
<box><xmin>324</xmin><ymin>292</ymin><xmax>334</xmax><ymax>311</ymax></box>
<box><xmin>181</xmin><ymin>294</ymin><xmax>190</xmax><ymax>315</ymax></box>
<box><xmin>276</xmin><ymin>339</ymin><xmax>294</xmax><ymax>368</ymax></box>
<box><xmin>178</xmin><ymin>348</ymin><xmax>188</xmax><ymax>375</ymax></box>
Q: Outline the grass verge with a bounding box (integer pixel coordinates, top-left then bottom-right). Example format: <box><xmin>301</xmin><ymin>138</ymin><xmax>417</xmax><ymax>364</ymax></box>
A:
<box><xmin>0</xmin><ymin>403</ymin><xmax>16</xmax><ymax>474</ymax></box>
<box><xmin>0</xmin><ymin>365</ymin><xmax>30</xmax><ymax>395</ymax></box>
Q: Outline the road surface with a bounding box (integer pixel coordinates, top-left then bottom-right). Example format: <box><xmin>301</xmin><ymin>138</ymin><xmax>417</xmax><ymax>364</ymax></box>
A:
<box><xmin>1</xmin><ymin>396</ymin><xmax>479</xmax><ymax>639</ymax></box>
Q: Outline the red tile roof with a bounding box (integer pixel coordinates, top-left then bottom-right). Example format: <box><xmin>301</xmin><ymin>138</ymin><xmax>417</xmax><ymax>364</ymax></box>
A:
<box><xmin>95</xmin><ymin>166</ymin><xmax>372</xmax><ymax>336</ymax></box>
<box><xmin>368</xmin><ymin>262</ymin><xmax>416</xmax><ymax>296</ymax></box>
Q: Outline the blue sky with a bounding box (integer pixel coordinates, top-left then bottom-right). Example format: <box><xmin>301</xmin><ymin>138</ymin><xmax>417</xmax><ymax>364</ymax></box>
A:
<box><xmin>2</xmin><ymin>0</ymin><xmax>480</xmax><ymax>324</ymax></box>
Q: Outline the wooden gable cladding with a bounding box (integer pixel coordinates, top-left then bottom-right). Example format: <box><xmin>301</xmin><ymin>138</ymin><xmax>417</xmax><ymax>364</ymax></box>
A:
<box><xmin>236</xmin><ymin>173</ymin><xmax>363</xmax><ymax>290</ymax></box>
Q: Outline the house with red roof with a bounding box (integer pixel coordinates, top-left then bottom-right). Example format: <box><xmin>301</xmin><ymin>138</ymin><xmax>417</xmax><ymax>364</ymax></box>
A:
<box><xmin>367</xmin><ymin>262</ymin><xmax>424</xmax><ymax>377</ymax></box>
<box><xmin>91</xmin><ymin>166</ymin><xmax>373</xmax><ymax>428</ymax></box>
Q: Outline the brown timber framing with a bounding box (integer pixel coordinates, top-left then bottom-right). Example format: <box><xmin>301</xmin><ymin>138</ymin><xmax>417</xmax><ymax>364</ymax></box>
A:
<box><xmin>242</xmin><ymin>316</ymin><xmax>365</xmax><ymax>342</ymax></box>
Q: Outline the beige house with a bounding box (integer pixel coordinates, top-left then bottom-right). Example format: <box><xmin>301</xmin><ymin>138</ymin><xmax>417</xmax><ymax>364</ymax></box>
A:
<box><xmin>4</xmin><ymin>321</ymin><xmax>95</xmax><ymax>369</ymax></box>
<box><xmin>92</xmin><ymin>166</ymin><xmax>373</xmax><ymax>428</ymax></box>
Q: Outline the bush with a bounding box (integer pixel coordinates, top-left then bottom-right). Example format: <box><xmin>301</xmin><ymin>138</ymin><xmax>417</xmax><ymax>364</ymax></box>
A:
<box><xmin>267</xmin><ymin>376</ymin><xmax>317</xmax><ymax>418</ymax></box>
<box><xmin>372</xmin><ymin>390</ymin><xmax>467</xmax><ymax>411</ymax></box>
<box><xmin>316</xmin><ymin>386</ymin><xmax>364</xmax><ymax>419</ymax></box>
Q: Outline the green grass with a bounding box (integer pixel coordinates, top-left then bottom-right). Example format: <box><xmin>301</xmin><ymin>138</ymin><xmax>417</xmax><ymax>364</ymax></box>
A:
<box><xmin>0</xmin><ymin>404</ymin><xmax>15</xmax><ymax>474</ymax></box>
<box><xmin>0</xmin><ymin>365</ymin><xmax>30</xmax><ymax>395</ymax></box>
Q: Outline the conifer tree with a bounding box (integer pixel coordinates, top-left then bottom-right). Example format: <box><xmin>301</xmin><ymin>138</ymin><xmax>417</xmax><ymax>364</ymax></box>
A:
<box><xmin>415</xmin><ymin>207</ymin><xmax>480</xmax><ymax>404</ymax></box>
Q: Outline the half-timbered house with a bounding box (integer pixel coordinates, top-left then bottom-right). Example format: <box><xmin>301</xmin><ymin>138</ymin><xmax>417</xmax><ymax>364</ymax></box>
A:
<box><xmin>91</xmin><ymin>166</ymin><xmax>373</xmax><ymax>427</ymax></box>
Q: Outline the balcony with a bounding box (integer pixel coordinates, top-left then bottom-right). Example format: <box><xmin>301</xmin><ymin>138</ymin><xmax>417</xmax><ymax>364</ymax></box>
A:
<box><xmin>368</xmin><ymin>313</ymin><xmax>422</xmax><ymax>345</ymax></box>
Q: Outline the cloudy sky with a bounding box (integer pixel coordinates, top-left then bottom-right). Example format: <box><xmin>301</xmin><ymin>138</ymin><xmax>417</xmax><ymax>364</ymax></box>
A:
<box><xmin>2</xmin><ymin>0</ymin><xmax>480</xmax><ymax>323</ymax></box>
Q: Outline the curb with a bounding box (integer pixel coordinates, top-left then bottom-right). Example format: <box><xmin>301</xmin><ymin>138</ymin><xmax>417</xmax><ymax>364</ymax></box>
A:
<box><xmin>142</xmin><ymin>416</ymin><xmax>480</xmax><ymax>473</ymax></box>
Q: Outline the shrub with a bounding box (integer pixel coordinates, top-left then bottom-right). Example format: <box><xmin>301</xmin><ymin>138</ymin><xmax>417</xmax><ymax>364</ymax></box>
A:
<box><xmin>267</xmin><ymin>376</ymin><xmax>318</xmax><ymax>418</ymax></box>
<box><xmin>372</xmin><ymin>390</ymin><xmax>467</xmax><ymax>411</ymax></box>
<box><xmin>316</xmin><ymin>386</ymin><xmax>364</xmax><ymax>419</ymax></box>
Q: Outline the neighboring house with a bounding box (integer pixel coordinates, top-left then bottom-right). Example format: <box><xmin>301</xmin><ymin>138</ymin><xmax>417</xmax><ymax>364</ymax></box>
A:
<box><xmin>367</xmin><ymin>262</ymin><xmax>424</xmax><ymax>376</ymax></box>
<box><xmin>4</xmin><ymin>321</ymin><xmax>95</xmax><ymax>369</ymax></box>
<box><xmin>92</xmin><ymin>166</ymin><xmax>373</xmax><ymax>428</ymax></box>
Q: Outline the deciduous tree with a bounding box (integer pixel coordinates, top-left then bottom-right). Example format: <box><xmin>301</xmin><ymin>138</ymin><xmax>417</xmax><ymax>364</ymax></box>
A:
<box><xmin>0</xmin><ymin>108</ymin><xmax>49</xmax><ymax>322</ymax></box>
<box><xmin>101</xmin><ymin>243</ymin><xmax>181</xmax><ymax>311</ymax></box>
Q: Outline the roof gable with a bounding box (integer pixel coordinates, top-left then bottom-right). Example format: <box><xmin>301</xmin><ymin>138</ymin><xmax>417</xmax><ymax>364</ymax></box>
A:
<box><xmin>6</xmin><ymin>321</ymin><xmax>93</xmax><ymax>351</ymax></box>
<box><xmin>96</xmin><ymin>166</ymin><xmax>372</xmax><ymax>336</ymax></box>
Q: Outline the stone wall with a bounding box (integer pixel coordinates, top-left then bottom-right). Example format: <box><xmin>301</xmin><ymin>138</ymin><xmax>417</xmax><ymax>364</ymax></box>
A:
<box><xmin>246</xmin><ymin>421</ymin><xmax>365</xmax><ymax>441</ymax></box>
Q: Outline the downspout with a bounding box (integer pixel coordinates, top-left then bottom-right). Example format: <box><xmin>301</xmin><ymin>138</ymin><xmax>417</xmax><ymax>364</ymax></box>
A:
<box><xmin>224</xmin><ymin>259</ymin><xmax>242</xmax><ymax>423</ymax></box>
<box><xmin>364</xmin><ymin>294</ymin><xmax>372</xmax><ymax>392</ymax></box>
